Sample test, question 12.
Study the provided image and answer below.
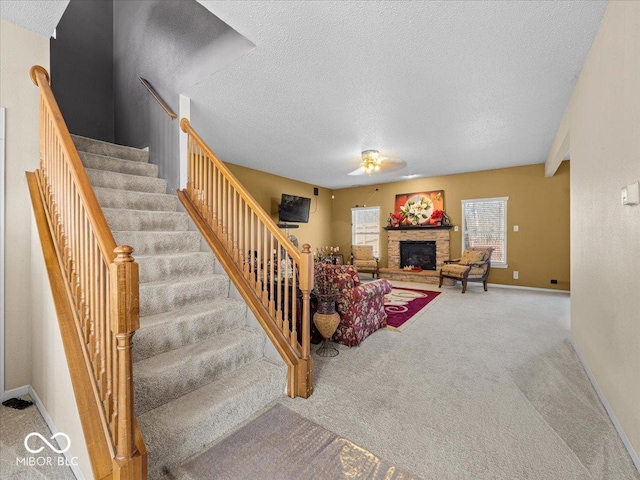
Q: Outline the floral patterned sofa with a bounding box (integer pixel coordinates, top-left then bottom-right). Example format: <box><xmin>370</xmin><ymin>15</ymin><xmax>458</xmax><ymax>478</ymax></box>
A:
<box><xmin>317</xmin><ymin>264</ymin><xmax>392</xmax><ymax>347</ymax></box>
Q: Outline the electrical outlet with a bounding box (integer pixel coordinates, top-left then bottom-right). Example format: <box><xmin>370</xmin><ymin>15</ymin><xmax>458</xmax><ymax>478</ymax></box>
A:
<box><xmin>454</xmin><ymin>226</ymin><xmax>459</xmax><ymax>232</ymax></box>
<box><xmin>550</xmin><ymin>279</ymin><xmax>558</xmax><ymax>285</ymax></box>
<box><xmin>513</xmin><ymin>271</ymin><xmax>519</xmax><ymax>280</ymax></box>
<box><xmin>513</xmin><ymin>225</ymin><xmax>519</xmax><ymax>232</ymax></box>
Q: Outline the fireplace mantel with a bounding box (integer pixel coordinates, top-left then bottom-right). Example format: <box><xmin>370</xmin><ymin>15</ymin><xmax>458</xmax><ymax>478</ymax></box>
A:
<box><xmin>385</xmin><ymin>225</ymin><xmax>452</xmax><ymax>231</ymax></box>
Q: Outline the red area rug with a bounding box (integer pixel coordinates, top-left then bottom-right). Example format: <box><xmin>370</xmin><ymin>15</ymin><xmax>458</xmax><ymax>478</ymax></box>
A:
<box><xmin>384</xmin><ymin>287</ymin><xmax>442</xmax><ymax>330</ymax></box>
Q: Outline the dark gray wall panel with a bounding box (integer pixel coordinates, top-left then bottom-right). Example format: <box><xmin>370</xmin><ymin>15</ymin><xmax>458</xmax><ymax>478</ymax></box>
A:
<box><xmin>113</xmin><ymin>0</ymin><xmax>253</xmax><ymax>194</ymax></box>
<box><xmin>50</xmin><ymin>0</ymin><xmax>114</xmax><ymax>142</ymax></box>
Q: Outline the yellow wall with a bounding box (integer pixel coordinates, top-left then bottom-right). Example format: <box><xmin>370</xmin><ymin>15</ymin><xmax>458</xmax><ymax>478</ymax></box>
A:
<box><xmin>226</xmin><ymin>163</ymin><xmax>334</xmax><ymax>250</ymax></box>
<box><xmin>550</xmin><ymin>1</ymin><xmax>640</xmax><ymax>455</ymax></box>
<box><xmin>332</xmin><ymin>162</ymin><xmax>570</xmax><ymax>290</ymax></box>
<box><xmin>228</xmin><ymin>159</ymin><xmax>570</xmax><ymax>291</ymax></box>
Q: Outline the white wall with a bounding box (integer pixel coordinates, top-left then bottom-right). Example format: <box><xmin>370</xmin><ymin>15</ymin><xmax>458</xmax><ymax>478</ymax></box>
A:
<box><xmin>0</xmin><ymin>18</ymin><xmax>49</xmax><ymax>391</ymax></box>
<box><xmin>549</xmin><ymin>0</ymin><xmax>640</xmax><ymax>456</ymax></box>
<box><xmin>1</xmin><ymin>18</ymin><xmax>91</xmax><ymax>478</ymax></box>
<box><xmin>30</xmin><ymin>216</ymin><xmax>91</xmax><ymax>478</ymax></box>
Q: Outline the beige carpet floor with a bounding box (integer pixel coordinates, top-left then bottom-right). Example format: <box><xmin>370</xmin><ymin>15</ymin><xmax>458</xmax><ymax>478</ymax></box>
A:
<box><xmin>0</xmin><ymin>396</ymin><xmax>75</xmax><ymax>479</ymax></box>
<box><xmin>280</xmin><ymin>282</ymin><xmax>639</xmax><ymax>480</ymax></box>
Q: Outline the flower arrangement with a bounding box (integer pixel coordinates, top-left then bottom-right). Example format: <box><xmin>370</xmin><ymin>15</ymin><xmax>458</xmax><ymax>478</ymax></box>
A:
<box><xmin>399</xmin><ymin>196</ymin><xmax>432</xmax><ymax>225</ymax></box>
<box><xmin>388</xmin><ymin>212</ymin><xmax>403</xmax><ymax>227</ymax></box>
<box><xmin>430</xmin><ymin>209</ymin><xmax>444</xmax><ymax>225</ymax></box>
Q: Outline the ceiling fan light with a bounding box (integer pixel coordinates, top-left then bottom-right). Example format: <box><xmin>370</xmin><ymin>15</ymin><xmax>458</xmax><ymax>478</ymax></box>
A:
<box><xmin>360</xmin><ymin>149</ymin><xmax>381</xmax><ymax>175</ymax></box>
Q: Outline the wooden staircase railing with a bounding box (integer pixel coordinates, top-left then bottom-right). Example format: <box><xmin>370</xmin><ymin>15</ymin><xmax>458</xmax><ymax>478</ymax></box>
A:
<box><xmin>178</xmin><ymin>119</ymin><xmax>314</xmax><ymax>398</ymax></box>
<box><xmin>27</xmin><ymin>65</ymin><xmax>147</xmax><ymax>479</ymax></box>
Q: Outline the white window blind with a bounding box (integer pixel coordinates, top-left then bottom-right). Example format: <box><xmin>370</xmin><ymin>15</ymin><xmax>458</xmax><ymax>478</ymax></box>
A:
<box><xmin>461</xmin><ymin>197</ymin><xmax>508</xmax><ymax>267</ymax></box>
<box><xmin>351</xmin><ymin>207</ymin><xmax>380</xmax><ymax>257</ymax></box>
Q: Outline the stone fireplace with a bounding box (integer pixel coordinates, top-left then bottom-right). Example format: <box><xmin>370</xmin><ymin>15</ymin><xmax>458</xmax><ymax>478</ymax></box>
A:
<box><xmin>381</xmin><ymin>226</ymin><xmax>453</xmax><ymax>285</ymax></box>
<box><xmin>400</xmin><ymin>241</ymin><xmax>436</xmax><ymax>270</ymax></box>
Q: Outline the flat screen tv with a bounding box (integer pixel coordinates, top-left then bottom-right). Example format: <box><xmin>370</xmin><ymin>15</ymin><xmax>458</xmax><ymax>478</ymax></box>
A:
<box><xmin>279</xmin><ymin>193</ymin><xmax>311</xmax><ymax>223</ymax></box>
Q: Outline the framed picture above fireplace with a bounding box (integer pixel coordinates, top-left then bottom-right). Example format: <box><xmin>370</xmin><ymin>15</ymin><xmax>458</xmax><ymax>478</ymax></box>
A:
<box><xmin>394</xmin><ymin>190</ymin><xmax>444</xmax><ymax>226</ymax></box>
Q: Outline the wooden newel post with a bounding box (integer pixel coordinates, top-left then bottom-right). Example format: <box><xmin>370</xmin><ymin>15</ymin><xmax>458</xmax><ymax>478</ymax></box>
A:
<box><xmin>296</xmin><ymin>244</ymin><xmax>314</xmax><ymax>397</ymax></box>
<box><xmin>109</xmin><ymin>246</ymin><xmax>140</xmax><ymax>474</ymax></box>
<box><xmin>299</xmin><ymin>244</ymin><xmax>314</xmax><ymax>359</ymax></box>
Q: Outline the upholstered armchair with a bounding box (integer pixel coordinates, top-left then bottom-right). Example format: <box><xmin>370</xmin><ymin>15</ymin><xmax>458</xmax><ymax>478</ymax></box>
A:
<box><xmin>439</xmin><ymin>246</ymin><xmax>495</xmax><ymax>293</ymax></box>
<box><xmin>317</xmin><ymin>264</ymin><xmax>392</xmax><ymax>347</ymax></box>
<box><xmin>350</xmin><ymin>245</ymin><xmax>380</xmax><ymax>279</ymax></box>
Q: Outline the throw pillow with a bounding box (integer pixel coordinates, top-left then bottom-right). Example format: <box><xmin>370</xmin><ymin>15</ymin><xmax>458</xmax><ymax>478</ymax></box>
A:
<box><xmin>460</xmin><ymin>250</ymin><xmax>485</xmax><ymax>265</ymax></box>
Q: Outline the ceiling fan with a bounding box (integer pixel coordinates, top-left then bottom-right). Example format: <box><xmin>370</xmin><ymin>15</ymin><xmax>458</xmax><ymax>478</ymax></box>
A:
<box><xmin>348</xmin><ymin>150</ymin><xmax>406</xmax><ymax>176</ymax></box>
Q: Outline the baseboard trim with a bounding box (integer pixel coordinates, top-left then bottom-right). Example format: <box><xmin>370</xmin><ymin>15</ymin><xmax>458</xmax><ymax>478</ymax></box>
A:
<box><xmin>568</xmin><ymin>336</ymin><xmax>640</xmax><ymax>473</ymax></box>
<box><xmin>1</xmin><ymin>384</ymin><xmax>29</xmax><ymax>401</ymax></box>
<box><xmin>488</xmin><ymin>283</ymin><xmax>570</xmax><ymax>294</ymax></box>
<box><xmin>27</xmin><ymin>386</ymin><xmax>86</xmax><ymax>480</ymax></box>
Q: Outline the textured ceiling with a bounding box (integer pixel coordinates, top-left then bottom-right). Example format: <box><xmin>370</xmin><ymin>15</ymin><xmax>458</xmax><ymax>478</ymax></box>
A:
<box><xmin>191</xmin><ymin>0</ymin><xmax>606</xmax><ymax>189</ymax></box>
<box><xmin>0</xmin><ymin>0</ymin><xmax>69</xmax><ymax>37</ymax></box>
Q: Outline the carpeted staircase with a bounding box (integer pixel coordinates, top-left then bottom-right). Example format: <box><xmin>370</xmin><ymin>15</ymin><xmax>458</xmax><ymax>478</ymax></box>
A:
<box><xmin>71</xmin><ymin>135</ymin><xmax>286</xmax><ymax>479</ymax></box>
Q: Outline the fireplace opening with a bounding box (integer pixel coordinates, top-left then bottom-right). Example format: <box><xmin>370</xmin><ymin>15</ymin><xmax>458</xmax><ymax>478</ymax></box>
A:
<box><xmin>400</xmin><ymin>241</ymin><xmax>436</xmax><ymax>270</ymax></box>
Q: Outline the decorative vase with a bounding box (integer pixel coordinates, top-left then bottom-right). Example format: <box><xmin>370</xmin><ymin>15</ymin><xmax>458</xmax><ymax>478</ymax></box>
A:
<box><xmin>313</xmin><ymin>295</ymin><xmax>340</xmax><ymax>357</ymax></box>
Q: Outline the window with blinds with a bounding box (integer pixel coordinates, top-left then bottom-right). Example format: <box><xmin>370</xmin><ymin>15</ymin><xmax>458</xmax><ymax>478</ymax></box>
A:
<box><xmin>461</xmin><ymin>197</ymin><xmax>508</xmax><ymax>267</ymax></box>
<box><xmin>351</xmin><ymin>207</ymin><xmax>381</xmax><ymax>257</ymax></box>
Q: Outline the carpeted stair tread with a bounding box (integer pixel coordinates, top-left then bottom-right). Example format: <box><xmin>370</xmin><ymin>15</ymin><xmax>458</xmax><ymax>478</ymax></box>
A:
<box><xmin>86</xmin><ymin>168</ymin><xmax>167</xmax><ymax>194</ymax></box>
<box><xmin>139</xmin><ymin>359</ymin><xmax>286</xmax><ymax>480</ymax></box>
<box><xmin>113</xmin><ymin>231</ymin><xmax>202</xmax><ymax>255</ymax></box>
<box><xmin>73</xmin><ymin>135</ymin><xmax>288</xmax><ymax>479</ymax></box>
<box><xmin>94</xmin><ymin>187</ymin><xmax>178</xmax><ymax>212</ymax></box>
<box><xmin>139</xmin><ymin>274</ymin><xmax>229</xmax><ymax>317</ymax></box>
<box><xmin>136</xmin><ymin>252</ymin><xmax>215</xmax><ymax>283</ymax></box>
<box><xmin>72</xmin><ymin>134</ymin><xmax>149</xmax><ymax>163</ymax></box>
<box><xmin>135</xmin><ymin>299</ymin><xmax>247</xmax><ymax>360</ymax></box>
<box><xmin>103</xmin><ymin>208</ymin><xmax>189</xmax><ymax>231</ymax></box>
<box><xmin>134</xmin><ymin>328</ymin><xmax>266</xmax><ymax>415</ymax></box>
<box><xmin>79</xmin><ymin>151</ymin><xmax>158</xmax><ymax>177</ymax></box>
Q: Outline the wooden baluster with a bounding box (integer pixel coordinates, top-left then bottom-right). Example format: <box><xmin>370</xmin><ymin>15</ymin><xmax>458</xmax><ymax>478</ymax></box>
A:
<box><xmin>284</xmin><ymin>247</ymin><xmax>290</xmax><ymax>336</ymax></box>
<box><xmin>291</xmin><ymin>259</ymin><xmax>298</xmax><ymax>349</ymax></box>
<box><xmin>275</xmin><ymin>241</ymin><xmax>283</xmax><ymax>330</ymax></box>
<box><xmin>101</xmin><ymin>259</ymin><xmax>111</xmax><ymax>436</ymax></box>
<box><xmin>212</xmin><ymin>162</ymin><xmax>218</xmax><ymax>232</ymax></box>
<box><xmin>109</xmin><ymin>246</ymin><xmax>139</xmax><ymax>473</ymax></box>
<box><xmin>216</xmin><ymin>168</ymin><xmax>221</xmax><ymax>235</ymax></box>
<box><xmin>243</xmin><ymin>201</ymin><xmax>249</xmax><ymax>277</ymax></box>
<box><xmin>208</xmin><ymin>159</ymin><xmax>213</xmax><ymax>227</ymax></box>
<box><xmin>192</xmin><ymin>143</ymin><xmax>197</xmax><ymax>201</ymax></box>
<box><xmin>232</xmin><ymin>185</ymin><xmax>236</xmax><ymax>253</ymax></box>
<box><xmin>227</xmin><ymin>181</ymin><xmax>232</xmax><ymax>251</ymax></box>
<box><xmin>221</xmin><ymin>178</ymin><xmax>227</xmax><ymax>243</ymax></box>
<box><xmin>186</xmin><ymin>137</ymin><xmax>191</xmax><ymax>193</ymax></box>
<box><xmin>250</xmin><ymin>212</ymin><xmax>255</xmax><ymax>285</ymax></box>
<box><xmin>262</xmin><ymin>225</ymin><xmax>268</xmax><ymax>306</ymax></box>
<box><xmin>234</xmin><ymin>192</ymin><xmax>240</xmax><ymax>261</ymax></box>
<box><xmin>200</xmin><ymin>149</ymin><xmax>206</xmax><ymax>212</ymax></box>
<box><xmin>269</xmin><ymin>233</ymin><xmax>275</xmax><ymax>316</ymax></box>
<box><xmin>237</xmin><ymin>196</ymin><xmax>243</xmax><ymax>266</ymax></box>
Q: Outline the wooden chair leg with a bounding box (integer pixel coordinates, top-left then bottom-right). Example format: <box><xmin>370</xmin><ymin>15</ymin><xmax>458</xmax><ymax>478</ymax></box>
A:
<box><xmin>461</xmin><ymin>280</ymin><xmax>467</xmax><ymax>293</ymax></box>
<box><xmin>438</xmin><ymin>275</ymin><xmax>443</xmax><ymax>288</ymax></box>
<box><xmin>483</xmin><ymin>280</ymin><xmax>488</xmax><ymax>291</ymax></box>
